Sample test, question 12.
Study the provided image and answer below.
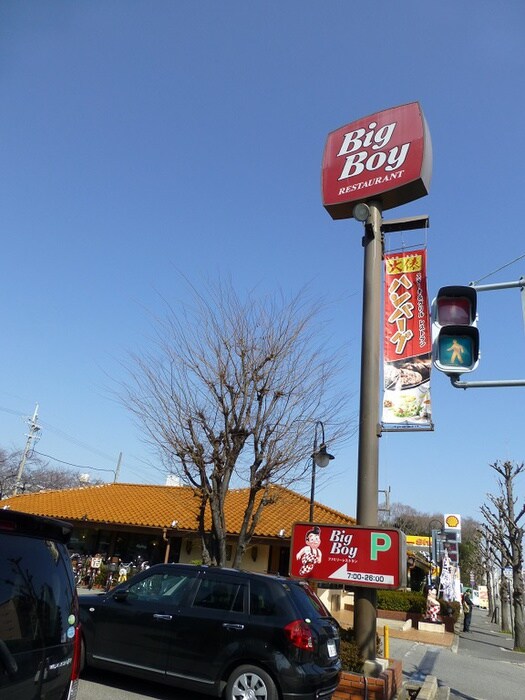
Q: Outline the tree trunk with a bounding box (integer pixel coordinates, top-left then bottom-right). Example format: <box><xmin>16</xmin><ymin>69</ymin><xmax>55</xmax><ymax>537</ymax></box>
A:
<box><xmin>512</xmin><ymin>571</ymin><xmax>525</xmax><ymax>649</ymax></box>
<box><xmin>500</xmin><ymin>577</ymin><xmax>513</xmax><ymax>633</ymax></box>
<box><xmin>487</xmin><ymin>568</ymin><xmax>499</xmax><ymax>623</ymax></box>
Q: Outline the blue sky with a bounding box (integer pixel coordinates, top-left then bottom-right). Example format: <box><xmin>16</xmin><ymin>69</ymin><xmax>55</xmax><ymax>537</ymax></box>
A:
<box><xmin>1</xmin><ymin>1</ymin><xmax>523</xmax><ymax>524</ymax></box>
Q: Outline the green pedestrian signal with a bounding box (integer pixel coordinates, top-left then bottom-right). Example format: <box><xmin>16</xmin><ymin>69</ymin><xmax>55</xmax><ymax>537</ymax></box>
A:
<box><xmin>431</xmin><ymin>286</ymin><xmax>479</xmax><ymax>375</ymax></box>
<box><xmin>438</xmin><ymin>333</ymin><xmax>476</xmax><ymax>368</ymax></box>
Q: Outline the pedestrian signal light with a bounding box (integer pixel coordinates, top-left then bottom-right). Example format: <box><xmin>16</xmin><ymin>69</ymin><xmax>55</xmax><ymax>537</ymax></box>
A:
<box><xmin>431</xmin><ymin>286</ymin><xmax>479</xmax><ymax>375</ymax></box>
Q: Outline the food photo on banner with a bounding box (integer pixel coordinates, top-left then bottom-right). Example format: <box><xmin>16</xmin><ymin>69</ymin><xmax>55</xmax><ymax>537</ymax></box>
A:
<box><xmin>382</xmin><ymin>248</ymin><xmax>433</xmax><ymax>429</ymax></box>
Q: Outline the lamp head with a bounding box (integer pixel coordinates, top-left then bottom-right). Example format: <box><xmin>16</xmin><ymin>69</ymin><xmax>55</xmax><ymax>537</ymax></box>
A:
<box><xmin>352</xmin><ymin>202</ymin><xmax>371</xmax><ymax>222</ymax></box>
<box><xmin>313</xmin><ymin>444</ymin><xmax>335</xmax><ymax>468</ymax></box>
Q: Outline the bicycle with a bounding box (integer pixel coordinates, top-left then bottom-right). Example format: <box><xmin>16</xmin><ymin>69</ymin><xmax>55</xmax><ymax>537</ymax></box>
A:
<box><xmin>104</xmin><ymin>569</ymin><xmax>115</xmax><ymax>592</ymax></box>
<box><xmin>87</xmin><ymin>568</ymin><xmax>96</xmax><ymax>590</ymax></box>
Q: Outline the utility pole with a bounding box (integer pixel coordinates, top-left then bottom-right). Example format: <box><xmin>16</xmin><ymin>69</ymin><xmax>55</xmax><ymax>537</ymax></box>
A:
<box><xmin>13</xmin><ymin>404</ymin><xmax>41</xmax><ymax>495</ymax></box>
<box><xmin>114</xmin><ymin>452</ymin><xmax>123</xmax><ymax>483</ymax></box>
<box><xmin>378</xmin><ymin>486</ymin><xmax>391</xmax><ymax>517</ymax></box>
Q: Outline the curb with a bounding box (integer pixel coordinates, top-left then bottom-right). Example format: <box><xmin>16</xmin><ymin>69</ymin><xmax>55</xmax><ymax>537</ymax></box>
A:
<box><xmin>417</xmin><ymin>675</ymin><xmax>437</xmax><ymax>700</ymax></box>
<box><xmin>400</xmin><ymin>675</ymin><xmax>451</xmax><ymax>699</ymax></box>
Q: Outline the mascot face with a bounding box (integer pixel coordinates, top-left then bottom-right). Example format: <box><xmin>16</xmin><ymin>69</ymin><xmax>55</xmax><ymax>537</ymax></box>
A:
<box><xmin>306</xmin><ymin>532</ymin><xmax>321</xmax><ymax>548</ymax></box>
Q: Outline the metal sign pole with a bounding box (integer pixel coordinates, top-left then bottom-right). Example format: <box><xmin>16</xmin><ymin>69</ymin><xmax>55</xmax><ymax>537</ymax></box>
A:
<box><xmin>354</xmin><ymin>201</ymin><xmax>383</xmax><ymax>660</ymax></box>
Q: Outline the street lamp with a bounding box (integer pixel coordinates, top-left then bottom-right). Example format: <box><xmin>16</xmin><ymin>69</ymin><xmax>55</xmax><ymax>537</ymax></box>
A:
<box><xmin>309</xmin><ymin>421</ymin><xmax>335</xmax><ymax>522</ymax></box>
<box><xmin>428</xmin><ymin>518</ymin><xmax>443</xmax><ymax>586</ymax></box>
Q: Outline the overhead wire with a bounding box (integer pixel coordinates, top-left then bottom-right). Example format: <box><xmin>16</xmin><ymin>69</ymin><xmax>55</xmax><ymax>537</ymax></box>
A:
<box><xmin>33</xmin><ymin>450</ymin><xmax>115</xmax><ymax>474</ymax></box>
<box><xmin>0</xmin><ymin>403</ymin><xmax>164</xmax><ymax>483</ymax></box>
<box><xmin>471</xmin><ymin>252</ymin><xmax>525</xmax><ymax>285</ymax></box>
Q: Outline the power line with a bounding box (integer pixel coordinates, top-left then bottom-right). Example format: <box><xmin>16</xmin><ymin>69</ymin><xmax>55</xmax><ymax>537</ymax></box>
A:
<box><xmin>0</xmin><ymin>403</ymin><xmax>117</xmax><ymax>463</ymax></box>
<box><xmin>472</xmin><ymin>252</ymin><xmax>525</xmax><ymax>285</ymax></box>
<box><xmin>38</xmin><ymin>419</ymin><xmax>117</xmax><ymax>463</ymax></box>
<box><xmin>0</xmin><ymin>406</ymin><xmax>26</xmax><ymax>418</ymax></box>
<box><xmin>33</xmin><ymin>449</ymin><xmax>164</xmax><ymax>484</ymax></box>
<box><xmin>34</xmin><ymin>450</ymin><xmax>115</xmax><ymax>474</ymax></box>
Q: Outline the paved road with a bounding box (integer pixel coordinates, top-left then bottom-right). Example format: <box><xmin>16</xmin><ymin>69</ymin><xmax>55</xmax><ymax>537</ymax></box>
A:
<box><xmin>389</xmin><ymin>607</ymin><xmax>525</xmax><ymax>699</ymax></box>
<box><xmin>77</xmin><ymin>668</ymin><xmax>210</xmax><ymax>700</ymax></box>
<box><xmin>76</xmin><ymin>589</ymin><xmax>524</xmax><ymax>700</ymax></box>
<box><xmin>76</xmin><ymin>587</ymin><xmax>209</xmax><ymax>700</ymax></box>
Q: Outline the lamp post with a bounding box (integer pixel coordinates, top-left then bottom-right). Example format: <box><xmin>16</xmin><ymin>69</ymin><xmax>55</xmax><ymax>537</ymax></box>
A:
<box><xmin>428</xmin><ymin>518</ymin><xmax>443</xmax><ymax>586</ymax></box>
<box><xmin>309</xmin><ymin>421</ymin><xmax>334</xmax><ymax>522</ymax></box>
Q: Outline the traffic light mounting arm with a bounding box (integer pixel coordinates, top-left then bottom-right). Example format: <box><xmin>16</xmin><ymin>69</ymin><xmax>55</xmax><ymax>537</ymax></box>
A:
<box><xmin>445</xmin><ymin>278</ymin><xmax>525</xmax><ymax>389</ymax></box>
<box><xmin>450</xmin><ymin>376</ymin><xmax>525</xmax><ymax>389</ymax></box>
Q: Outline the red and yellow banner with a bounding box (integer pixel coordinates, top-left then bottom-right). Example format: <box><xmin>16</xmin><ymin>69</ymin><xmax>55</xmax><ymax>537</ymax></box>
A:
<box><xmin>382</xmin><ymin>248</ymin><xmax>432</xmax><ymax>428</ymax></box>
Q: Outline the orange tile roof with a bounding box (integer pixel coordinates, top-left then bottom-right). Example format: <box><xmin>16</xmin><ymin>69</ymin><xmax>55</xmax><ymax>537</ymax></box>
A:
<box><xmin>1</xmin><ymin>483</ymin><xmax>355</xmax><ymax>536</ymax></box>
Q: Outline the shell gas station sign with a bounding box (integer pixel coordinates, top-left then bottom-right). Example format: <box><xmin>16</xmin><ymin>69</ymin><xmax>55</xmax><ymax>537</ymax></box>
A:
<box><xmin>290</xmin><ymin>523</ymin><xmax>406</xmax><ymax>589</ymax></box>
<box><xmin>444</xmin><ymin>513</ymin><xmax>461</xmax><ymax>531</ymax></box>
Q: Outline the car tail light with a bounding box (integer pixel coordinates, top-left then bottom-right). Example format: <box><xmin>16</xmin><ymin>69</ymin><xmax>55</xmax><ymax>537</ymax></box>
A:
<box><xmin>66</xmin><ymin>625</ymin><xmax>82</xmax><ymax>700</ymax></box>
<box><xmin>284</xmin><ymin>619</ymin><xmax>314</xmax><ymax>650</ymax></box>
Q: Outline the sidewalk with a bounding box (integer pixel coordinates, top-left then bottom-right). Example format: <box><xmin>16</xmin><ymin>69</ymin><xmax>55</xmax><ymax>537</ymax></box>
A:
<box><xmin>376</xmin><ymin>618</ymin><xmax>455</xmax><ymax>649</ymax></box>
<box><xmin>459</xmin><ymin>606</ymin><xmax>518</xmax><ymax>655</ymax></box>
<box><xmin>339</xmin><ymin>610</ymin><xmax>457</xmax><ymax>649</ymax></box>
<box><xmin>380</xmin><ymin>606</ymin><xmax>515</xmax><ymax>651</ymax></box>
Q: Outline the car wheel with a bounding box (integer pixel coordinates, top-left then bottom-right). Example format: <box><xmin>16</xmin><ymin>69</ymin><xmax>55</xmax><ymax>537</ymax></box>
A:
<box><xmin>79</xmin><ymin>637</ymin><xmax>87</xmax><ymax>673</ymax></box>
<box><xmin>225</xmin><ymin>665</ymin><xmax>278</xmax><ymax>700</ymax></box>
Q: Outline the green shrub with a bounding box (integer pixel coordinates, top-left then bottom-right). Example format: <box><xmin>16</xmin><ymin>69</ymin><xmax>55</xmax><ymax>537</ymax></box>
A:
<box><xmin>339</xmin><ymin>638</ymin><xmax>364</xmax><ymax>673</ymax></box>
<box><xmin>339</xmin><ymin>627</ymin><xmax>382</xmax><ymax>672</ymax></box>
<box><xmin>377</xmin><ymin>589</ymin><xmax>460</xmax><ymax>623</ymax></box>
<box><xmin>339</xmin><ymin>627</ymin><xmax>363</xmax><ymax>672</ymax></box>
<box><xmin>95</xmin><ymin>564</ymin><xmax>107</xmax><ymax>588</ymax></box>
<box><xmin>377</xmin><ymin>589</ymin><xmax>426</xmax><ymax>613</ymax></box>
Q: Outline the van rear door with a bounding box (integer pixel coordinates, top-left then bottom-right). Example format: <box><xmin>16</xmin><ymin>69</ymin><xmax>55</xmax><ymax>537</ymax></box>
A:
<box><xmin>0</xmin><ymin>511</ymin><xmax>78</xmax><ymax>700</ymax></box>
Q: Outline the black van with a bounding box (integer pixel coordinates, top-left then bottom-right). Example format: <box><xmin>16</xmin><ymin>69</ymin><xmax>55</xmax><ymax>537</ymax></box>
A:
<box><xmin>0</xmin><ymin>509</ymin><xmax>80</xmax><ymax>700</ymax></box>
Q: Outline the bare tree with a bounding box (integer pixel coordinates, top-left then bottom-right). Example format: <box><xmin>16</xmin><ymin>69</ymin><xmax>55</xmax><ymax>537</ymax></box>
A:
<box><xmin>121</xmin><ymin>280</ymin><xmax>353</xmax><ymax>567</ymax></box>
<box><xmin>0</xmin><ymin>448</ymin><xmax>18</xmax><ymax>499</ymax></box>
<box><xmin>381</xmin><ymin>502</ymin><xmax>443</xmax><ymax>536</ymax></box>
<box><xmin>477</xmin><ymin>524</ymin><xmax>504</xmax><ymax>625</ymax></box>
<box><xmin>481</xmin><ymin>461</ymin><xmax>525</xmax><ymax>649</ymax></box>
<box><xmin>0</xmin><ymin>447</ymin><xmax>94</xmax><ymax>497</ymax></box>
<box><xmin>458</xmin><ymin>517</ymin><xmax>485</xmax><ymax>588</ymax></box>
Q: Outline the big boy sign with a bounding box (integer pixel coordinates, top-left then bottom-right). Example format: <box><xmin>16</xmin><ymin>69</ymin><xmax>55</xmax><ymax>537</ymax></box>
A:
<box><xmin>322</xmin><ymin>102</ymin><xmax>432</xmax><ymax>220</ymax></box>
<box><xmin>290</xmin><ymin>523</ymin><xmax>406</xmax><ymax>589</ymax></box>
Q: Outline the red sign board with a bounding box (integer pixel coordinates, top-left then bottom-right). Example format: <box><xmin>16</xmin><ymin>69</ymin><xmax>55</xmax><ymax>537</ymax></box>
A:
<box><xmin>322</xmin><ymin>102</ymin><xmax>432</xmax><ymax>220</ymax></box>
<box><xmin>384</xmin><ymin>248</ymin><xmax>432</xmax><ymax>362</ymax></box>
<box><xmin>290</xmin><ymin>523</ymin><xmax>406</xmax><ymax>589</ymax></box>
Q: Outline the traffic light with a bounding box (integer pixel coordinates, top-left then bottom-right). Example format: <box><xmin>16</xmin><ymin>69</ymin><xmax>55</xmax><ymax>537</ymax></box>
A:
<box><xmin>431</xmin><ymin>285</ymin><xmax>479</xmax><ymax>375</ymax></box>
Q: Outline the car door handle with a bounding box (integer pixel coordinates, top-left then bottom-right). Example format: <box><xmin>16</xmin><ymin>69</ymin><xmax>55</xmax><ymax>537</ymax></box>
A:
<box><xmin>153</xmin><ymin>614</ymin><xmax>173</xmax><ymax>621</ymax></box>
<box><xmin>222</xmin><ymin>623</ymin><xmax>244</xmax><ymax>631</ymax></box>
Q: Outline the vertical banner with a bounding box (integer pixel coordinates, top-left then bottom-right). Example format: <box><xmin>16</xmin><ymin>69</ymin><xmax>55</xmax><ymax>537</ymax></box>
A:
<box><xmin>382</xmin><ymin>248</ymin><xmax>432</xmax><ymax>429</ymax></box>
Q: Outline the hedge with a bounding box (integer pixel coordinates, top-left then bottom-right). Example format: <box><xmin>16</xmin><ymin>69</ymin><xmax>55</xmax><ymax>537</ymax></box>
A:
<box><xmin>377</xmin><ymin>589</ymin><xmax>460</xmax><ymax>623</ymax></box>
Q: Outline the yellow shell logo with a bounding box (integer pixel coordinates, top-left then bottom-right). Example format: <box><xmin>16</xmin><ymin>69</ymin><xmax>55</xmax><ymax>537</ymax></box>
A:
<box><xmin>445</xmin><ymin>515</ymin><xmax>460</xmax><ymax>528</ymax></box>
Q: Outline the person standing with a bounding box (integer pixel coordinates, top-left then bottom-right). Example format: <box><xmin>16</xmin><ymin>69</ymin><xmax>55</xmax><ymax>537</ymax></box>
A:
<box><xmin>463</xmin><ymin>589</ymin><xmax>474</xmax><ymax>632</ymax></box>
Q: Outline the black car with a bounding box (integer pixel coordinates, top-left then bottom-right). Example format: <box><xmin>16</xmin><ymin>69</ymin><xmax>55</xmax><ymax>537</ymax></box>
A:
<box><xmin>79</xmin><ymin>563</ymin><xmax>341</xmax><ymax>700</ymax></box>
<box><xmin>0</xmin><ymin>509</ymin><xmax>81</xmax><ymax>700</ymax></box>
